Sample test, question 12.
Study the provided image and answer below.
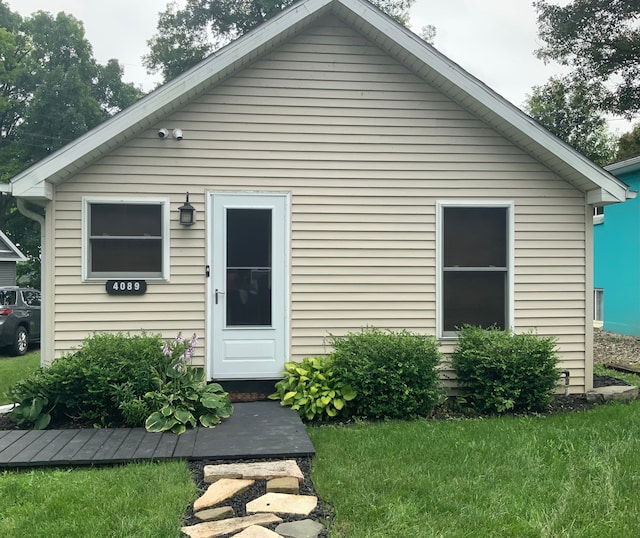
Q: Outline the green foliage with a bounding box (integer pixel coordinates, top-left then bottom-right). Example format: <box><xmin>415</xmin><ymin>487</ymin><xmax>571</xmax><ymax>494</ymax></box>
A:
<box><xmin>142</xmin><ymin>334</ymin><xmax>232</xmax><ymax>434</ymax></box>
<box><xmin>524</xmin><ymin>76</ymin><xmax>617</xmax><ymax>165</ymax></box>
<box><xmin>269</xmin><ymin>356</ymin><xmax>356</xmax><ymax>421</ymax></box>
<box><xmin>0</xmin><ymin>4</ymin><xmax>144</xmax><ymax>288</ymax></box>
<box><xmin>451</xmin><ymin>325</ymin><xmax>560</xmax><ymax>414</ymax></box>
<box><xmin>8</xmin><ymin>333</ymin><xmax>170</xmax><ymax>428</ymax></box>
<box><xmin>330</xmin><ymin>327</ymin><xmax>444</xmax><ymax>419</ymax></box>
<box><xmin>535</xmin><ymin>0</ymin><xmax>640</xmax><ymax>119</ymax></box>
<box><xmin>145</xmin><ymin>0</ymin><xmax>416</xmax><ymax>82</ymax></box>
<box><xmin>617</xmin><ymin>123</ymin><xmax>640</xmax><ymax>161</ymax></box>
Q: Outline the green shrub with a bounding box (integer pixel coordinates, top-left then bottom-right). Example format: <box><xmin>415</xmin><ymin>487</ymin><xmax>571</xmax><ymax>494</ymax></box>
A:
<box><xmin>141</xmin><ymin>333</ymin><xmax>233</xmax><ymax>434</ymax></box>
<box><xmin>330</xmin><ymin>327</ymin><xmax>444</xmax><ymax>419</ymax></box>
<box><xmin>450</xmin><ymin>325</ymin><xmax>560</xmax><ymax>414</ymax></box>
<box><xmin>9</xmin><ymin>332</ymin><xmax>167</xmax><ymax>428</ymax></box>
<box><xmin>269</xmin><ymin>356</ymin><xmax>356</xmax><ymax>421</ymax></box>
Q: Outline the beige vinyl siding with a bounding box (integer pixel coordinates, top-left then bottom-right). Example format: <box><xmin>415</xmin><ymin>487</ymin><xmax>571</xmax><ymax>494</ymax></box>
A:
<box><xmin>49</xmin><ymin>16</ymin><xmax>590</xmax><ymax>391</ymax></box>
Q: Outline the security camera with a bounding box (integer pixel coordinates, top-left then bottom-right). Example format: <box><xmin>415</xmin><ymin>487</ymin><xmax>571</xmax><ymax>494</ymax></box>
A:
<box><xmin>173</xmin><ymin>129</ymin><xmax>183</xmax><ymax>141</ymax></box>
<box><xmin>157</xmin><ymin>128</ymin><xmax>169</xmax><ymax>139</ymax></box>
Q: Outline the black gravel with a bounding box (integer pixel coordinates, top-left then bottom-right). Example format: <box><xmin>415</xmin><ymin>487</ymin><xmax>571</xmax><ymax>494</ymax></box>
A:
<box><xmin>182</xmin><ymin>456</ymin><xmax>332</xmax><ymax>536</ymax></box>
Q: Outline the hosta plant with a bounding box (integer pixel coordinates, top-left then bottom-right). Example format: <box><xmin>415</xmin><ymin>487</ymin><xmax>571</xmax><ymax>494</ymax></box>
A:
<box><xmin>135</xmin><ymin>332</ymin><xmax>233</xmax><ymax>434</ymax></box>
<box><xmin>269</xmin><ymin>356</ymin><xmax>356</xmax><ymax>421</ymax></box>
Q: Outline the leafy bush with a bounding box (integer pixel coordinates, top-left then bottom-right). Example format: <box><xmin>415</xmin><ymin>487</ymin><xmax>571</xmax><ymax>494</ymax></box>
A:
<box><xmin>8</xmin><ymin>331</ymin><xmax>233</xmax><ymax>434</ymax></box>
<box><xmin>9</xmin><ymin>332</ymin><xmax>167</xmax><ymax>428</ymax></box>
<box><xmin>330</xmin><ymin>327</ymin><xmax>444</xmax><ymax>419</ymax></box>
<box><xmin>450</xmin><ymin>325</ymin><xmax>560</xmax><ymax>414</ymax></box>
<box><xmin>269</xmin><ymin>356</ymin><xmax>356</xmax><ymax>421</ymax></box>
<box><xmin>140</xmin><ymin>333</ymin><xmax>233</xmax><ymax>434</ymax></box>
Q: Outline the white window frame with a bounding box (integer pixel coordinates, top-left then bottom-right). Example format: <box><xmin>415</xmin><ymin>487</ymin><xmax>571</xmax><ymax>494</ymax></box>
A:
<box><xmin>436</xmin><ymin>200</ymin><xmax>514</xmax><ymax>339</ymax></box>
<box><xmin>82</xmin><ymin>197</ymin><xmax>171</xmax><ymax>282</ymax></box>
<box><xmin>594</xmin><ymin>288</ymin><xmax>604</xmax><ymax>324</ymax></box>
<box><xmin>593</xmin><ymin>206</ymin><xmax>604</xmax><ymax>225</ymax></box>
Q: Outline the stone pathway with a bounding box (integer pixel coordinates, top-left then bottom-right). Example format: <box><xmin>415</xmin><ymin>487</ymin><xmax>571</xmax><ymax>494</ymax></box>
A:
<box><xmin>182</xmin><ymin>459</ymin><xmax>327</xmax><ymax>538</ymax></box>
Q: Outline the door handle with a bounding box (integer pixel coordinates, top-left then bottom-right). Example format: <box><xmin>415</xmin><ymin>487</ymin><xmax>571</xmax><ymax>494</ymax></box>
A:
<box><xmin>215</xmin><ymin>289</ymin><xmax>225</xmax><ymax>304</ymax></box>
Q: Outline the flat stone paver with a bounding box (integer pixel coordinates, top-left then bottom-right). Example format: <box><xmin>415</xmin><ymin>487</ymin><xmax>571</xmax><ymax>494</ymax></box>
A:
<box><xmin>193</xmin><ymin>478</ymin><xmax>255</xmax><ymax>512</ymax></box>
<box><xmin>267</xmin><ymin>476</ymin><xmax>299</xmax><ymax>494</ymax></box>
<box><xmin>276</xmin><ymin>519</ymin><xmax>325</xmax><ymax>538</ymax></box>
<box><xmin>181</xmin><ymin>513</ymin><xmax>283</xmax><ymax>538</ymax></box>
<box><xmin>205</xmin><ymin>459</ymin><xmax>304</xmax><ymax>484</ymax></box>
<box><xmin>586</xmin><ymin>385</ymin><xmax>639</xmax><ymax>402</ymax></box>
<box><xmin>194</xmin><ymin>506</ymin><xmax>235</xmax><ymax>522</ymax></box>
<box><xmin>247</xmin><ymin>492</ymin><xmax>318</xmax><ymax>516</ymax></box>
<box><xmin>234</xmin><ymin>525</ymin><xmax>282</xmax><ymax>537</ymax></box>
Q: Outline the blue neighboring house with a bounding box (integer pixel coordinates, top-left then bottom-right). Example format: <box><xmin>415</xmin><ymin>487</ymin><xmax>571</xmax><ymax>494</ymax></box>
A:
<box><xmin>594</xmin><ymin>155</ymin><xmax>640</xmax><ymax>335</ymax></box>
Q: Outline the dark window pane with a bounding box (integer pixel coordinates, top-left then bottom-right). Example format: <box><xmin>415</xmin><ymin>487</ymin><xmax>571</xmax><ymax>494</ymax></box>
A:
<box><xmin>22</xmin><ymin>291</ymin><xmax>41</xmax><ymax>307</ymax></box>
<box><xmin>91</xmin><ymin>204</ymin><xmax>161</xmax><ymax>237</ymax></box>
<box><xmin>226</xmin><ymin>268</ymin><xmax>272</xmax><ymax>326</ymax></box>
<box><xmin>0</xmin><ymin>291</ymin><xmax>16</xmax><ymax>306</ymax></box>
<box><xmin>443</xmin><ymin>271</ymin><xmax>506</xmax><ymax>331</ymax></box>
<box><xmin>444</xmin><ymin>207</ymin><xmax>507</xmax><ymax>267</ymax></box>
<box><xmin>91</xmin><ymin>239</ymin><xmax>162</xmax><ymax>273</ymax></box>
<box><xmin>227</xmin><ymin>209</ymin><xmax>271</xmax><ymax>268</ymax></box>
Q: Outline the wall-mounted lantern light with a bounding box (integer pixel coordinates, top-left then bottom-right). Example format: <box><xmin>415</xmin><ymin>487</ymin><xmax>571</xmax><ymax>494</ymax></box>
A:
<box><xmin>178</xmin><ymin>193</ymin><xmax>196</xmax><ymax>226</ymax></box>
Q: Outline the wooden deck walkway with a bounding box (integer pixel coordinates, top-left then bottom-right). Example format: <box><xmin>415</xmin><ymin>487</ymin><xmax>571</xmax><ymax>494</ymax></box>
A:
<box><xmin>0</xmin><ymin>401</ymin><xmax>315</xmax><ymax>468</ymax></box>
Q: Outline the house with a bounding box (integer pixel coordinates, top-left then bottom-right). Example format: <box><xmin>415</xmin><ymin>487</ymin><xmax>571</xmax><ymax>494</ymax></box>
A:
<box><xmin>0</xmin><ymin>230</ymin><xmax>27</xmax><ymax>286</ymax></box>
<box><xmin>7</xmin><ymin>0</ymin><xmax>632</xmax><ymax>393</ymax></box>
<box><xmin>594</xmin><ymin>156</ymin><xmax>640</xmax><ymax>336</ymax></box>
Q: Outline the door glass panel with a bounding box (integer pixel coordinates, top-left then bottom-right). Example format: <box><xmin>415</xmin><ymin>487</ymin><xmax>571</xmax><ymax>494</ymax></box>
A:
<box><xmin>226</xmin><ymin>209</ymin><xmax>272</xmax><ymax>326</ymax></box>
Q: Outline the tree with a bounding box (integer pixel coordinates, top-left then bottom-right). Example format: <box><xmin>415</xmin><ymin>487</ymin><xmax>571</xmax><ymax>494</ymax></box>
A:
<box><xmin>524</xmin><ymin>77</ymin><xmax>617</xmax><ymax>165</ymax></box>
<box><xmin>0</xmin><ymin>3</ymin><xmax>145</xmax><ymax>287</ymax></box>
<box><xmin>535</xmin><ymin>0</ymin><xmax>640</xmax><ymax>119</ymax></box>
<box><xmin>145</xmin><ymin>0</ymin><xmax>416</xmax><ymax>82</ymax></box>
<box><xmin>617</xmin><ymin>123</ymin><xmax>640</xmax><ymax>161</ymax></box>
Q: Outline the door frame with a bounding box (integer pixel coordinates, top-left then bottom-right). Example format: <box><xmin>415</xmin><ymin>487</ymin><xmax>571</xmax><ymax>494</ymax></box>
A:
<box><xmin>206</xmin><ymin>191</ymin><xmax>290</xmax><ymax>381</ymax></box>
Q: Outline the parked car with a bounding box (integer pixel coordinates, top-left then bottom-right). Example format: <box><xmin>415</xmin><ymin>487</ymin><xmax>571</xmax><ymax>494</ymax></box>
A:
<box><xmin>0</xmin><ymin>287</ymin><xmax>41</xmax><ymax>356</ymax></box>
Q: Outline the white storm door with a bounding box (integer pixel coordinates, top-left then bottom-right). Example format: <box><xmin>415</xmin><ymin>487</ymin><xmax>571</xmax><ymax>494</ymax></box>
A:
<box><xmin>209</xmin><ymin>193</ymin><xmax>288</xmax><ymax>379</ymax></box>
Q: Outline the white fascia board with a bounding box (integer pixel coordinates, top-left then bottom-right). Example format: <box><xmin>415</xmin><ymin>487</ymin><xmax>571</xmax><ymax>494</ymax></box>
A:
<box><xmin>605</xmin><ymin>156</ymin><xmax>640</xmax><ymax>175</ymax></box>
<box><xmin>11</xmin><ymin>0</ymin><xmax>334</xmax><ymax>199</ymax></box>
<box><xmin>336</xmin><ymin>0</ymin><xmax>629</xmax><ymax>203</ymax></box>
<box><xmin>587</xmin><ymin>188</ymin><xmax>627</xmax><ymax>206</ymax></box>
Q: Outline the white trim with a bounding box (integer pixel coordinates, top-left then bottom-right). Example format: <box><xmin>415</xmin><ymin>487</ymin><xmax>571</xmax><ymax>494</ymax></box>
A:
<box><xmin>81</xmin><ymin>196</ymin><xmax>171</xmax><ymax>282</ymax></box>
<box><xmin>0</xmin><ymin>230</ymin><xmax>27</xmax><ymax>262</ymax></box>
<box><xmin>435</xmin><ymin>200</ymin><xmax>515</xmax><ymax>339</ymax></box>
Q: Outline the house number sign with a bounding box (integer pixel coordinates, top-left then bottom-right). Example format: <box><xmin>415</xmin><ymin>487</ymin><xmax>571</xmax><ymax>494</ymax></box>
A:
<box><xmin>106</xmin><ymin>280</ymin><xmax>147</xmax><ymax>295</ymax></box>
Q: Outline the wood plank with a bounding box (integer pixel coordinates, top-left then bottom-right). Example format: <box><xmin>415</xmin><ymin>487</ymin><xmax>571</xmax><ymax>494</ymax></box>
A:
<box><xmin>131</xmin><ymin>432</ymin><xmax>162</xmax><ymax>460</ymax></box>
<box><xmin>52</xmin><ymin>430</ymin><xmax>98</xmax><ymax>463</ymax></box>
<box><xmin>71</xmin><ymin>429</ymin><xmax>118</xmax><ymax>464</ymax></box>
<box><xmin>36</xmin><ymin>430</ymin><xmax>84</xmax><ymax>462</ymax></box>
<box><xmin>152</xmin><ymin>432</ymin><xmax>180</xmax><ymax>460</ymax></box>
<box><xmin>9</xmin><ymin>430</ymin><xmax>62</xmax><ymax>465</ymax></box>
<box><xmin>0</xmin><ymin>430</ymin><xmax>28</xmax><ymax>455</ymax></box>
<box><xmin>173</xmin><ymin>428</ymin><xmax>198</xmax><ymax>459</ymax></box>
<box><xmin>111</xmin><ymin>429</ymin><xmax>147</xmax><ymax>462</ymax></box>
<box><xmin>91</xmin><ymin>429</ymin><xmax>131</xmax><ymax>461</ymax></box>
<box><xmin>0</xmin><ymin>431</ymin><xmax>45</xmax><ymax>464</ymax></box>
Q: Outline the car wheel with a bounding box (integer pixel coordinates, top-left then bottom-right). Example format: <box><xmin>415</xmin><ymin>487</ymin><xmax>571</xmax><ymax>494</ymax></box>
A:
<box><xmin>12</xmin><ymin>326</ymin><xmax>28</xmax><ymax>356</ymax></box>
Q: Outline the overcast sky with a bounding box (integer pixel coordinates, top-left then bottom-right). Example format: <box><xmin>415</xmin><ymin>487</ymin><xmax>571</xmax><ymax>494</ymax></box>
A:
<box><xmin>6</xmin><ymin>0</ymin><xmax>631</xmax><ymax>134</ymax></box>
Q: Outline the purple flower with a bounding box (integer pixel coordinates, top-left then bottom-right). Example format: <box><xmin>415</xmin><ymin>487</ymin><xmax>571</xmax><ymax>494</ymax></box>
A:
<box><xmin>176</xmin><ymin>331</ymin><xmax>185</xmax><ymax>344</ymax></box>
<box><xmin>184</xmin><ymin>347</ymin><xmax>193</xmax><ymax>361</ymax></box>
<box><xmin>190</xmin><ymin>333</ymin><xmax>198</xmax><ymax>348</ymax></box>
<box><xmin>162</xmin><ymin>343</ymin><xmax>171</xmax><ymax>356</ymax></box>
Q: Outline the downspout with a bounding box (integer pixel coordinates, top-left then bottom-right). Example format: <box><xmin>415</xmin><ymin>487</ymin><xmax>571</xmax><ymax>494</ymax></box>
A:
<box><xmin>16</xmin><ymin>199</ymin><xmax>46</xmax><ymax>367</ymax></box>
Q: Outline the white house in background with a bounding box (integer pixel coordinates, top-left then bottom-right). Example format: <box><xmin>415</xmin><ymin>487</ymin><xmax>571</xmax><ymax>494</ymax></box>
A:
<box><xmin>7</xmin><ymin>0</ymin><xmax>632</xmax><ymax>393</ymax></box>
<box><xmin>0</xmin><ymin>230</ymin><xmax>26</xmax><ymax>286</ymax></box>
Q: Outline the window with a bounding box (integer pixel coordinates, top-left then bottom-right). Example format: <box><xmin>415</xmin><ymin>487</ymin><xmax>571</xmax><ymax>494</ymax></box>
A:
<box><xmin>22</xmin><ymin>290</ymin><xmax>41</xmax><ymax>307</ymax></box>
<box><xmin>83</xmin><ymin>198</ymin><xmax>170</xmax><ymax>280</ymax></box>
<box><xmin>593</xmin><ymin>206</ymin><xmax>604</xmax><ymax>225</ymax></box>
<box><xmin>594</xmin><ymin>288</ymin><xmax>603</xmax><ymax>323</ymax></box>
<box><xmin>437</xmin><ymin>202</ymin><xmax>513</xmax><ymax>337</ymax></box>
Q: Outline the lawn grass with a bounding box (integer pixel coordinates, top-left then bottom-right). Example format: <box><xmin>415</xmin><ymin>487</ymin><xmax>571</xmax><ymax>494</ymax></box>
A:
<box><xmin>595</xmin><ymin>363</ymin><xmax>640</xmax><ymax>387</ymax></box>
<box><xmin>309</xmin><ymin>401</ymin><xmax>640</xmax><ymax>537</ymax></box>
<box><xmin>0</xmin><ymin>352</ymin><xmax>40</xmax><ymax>405</ymax></box>
<box><xmin>0</xmin><ymin>460</ymin><xmax>196</xmax><ymax>537</ymax></box>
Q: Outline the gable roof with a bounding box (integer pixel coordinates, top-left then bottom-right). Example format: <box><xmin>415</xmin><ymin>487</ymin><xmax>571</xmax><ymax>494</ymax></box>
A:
<box><xmin>10</xmin><ymin>0</ymin><xmax>632</xmax><ymax>205</ymax></box>
<box><xmin>606</xmin><ymin>155</ymin><xmax>640</xmax><ymax>176</ymax></box>
<box><xmin>0</xmin><ymin>230</ymin><xmax>26</xmax><ymax>262</ymax></box>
